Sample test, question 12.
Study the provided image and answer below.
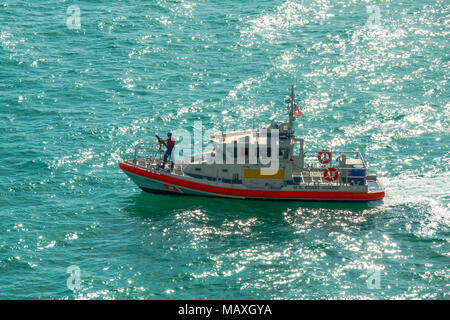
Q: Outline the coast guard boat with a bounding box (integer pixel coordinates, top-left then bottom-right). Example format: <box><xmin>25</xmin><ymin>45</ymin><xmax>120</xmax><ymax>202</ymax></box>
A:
<box><xmin>119</xmin><ymin>86</ymin><xmax>385</xmax><ymax>201</ymax></box>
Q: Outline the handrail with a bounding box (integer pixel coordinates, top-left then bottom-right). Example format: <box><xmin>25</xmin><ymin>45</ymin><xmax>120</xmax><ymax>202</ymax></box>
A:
<box><xmin>303</xmin><ymin>150</ymin><xmax>367</xmax><ymax>169</ymax></box>
<box><xmin>133</xmin><ymin>142</ymin><xmax>165</xmax><ymax>162</ymax></box>
<box><xmin>300</xmin><ymin>150</ymin><xmax>368</xmax><ymax>185</ymax></box>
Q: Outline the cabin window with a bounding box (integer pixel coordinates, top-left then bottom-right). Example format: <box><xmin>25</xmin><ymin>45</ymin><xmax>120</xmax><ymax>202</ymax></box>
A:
<box><xmin>257</xmin><ymin>146</ymin><xmax>271</xmax><ymax>157</ymax></box>
<box><xmin>279</xmin><ymin>148</ymin><xmax>289</xmax><ymax>159</ymax></box>
<box><xmin>255</xmin><ymin>145</ymin><xmax>272</xmax><ymax>161</ymax></box>
<box><xmin>221</xmin><ymin>141</ymin><xmax>238</xmax><ymax>163</ymax></box>
<box><xmin>221</xmin><ymin>141</ymin><xmax>251</xmax><ymax>163</ymax></box>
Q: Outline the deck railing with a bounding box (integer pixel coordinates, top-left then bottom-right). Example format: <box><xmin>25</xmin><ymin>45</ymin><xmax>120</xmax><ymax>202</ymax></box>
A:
<box><xmin>130</xmin><ymin>142</ymin><xmax>165</xmax><ymax>166</ymax></box>
<box><xmin>300</xmin><ymin>150</ymin><xmax>368</xmax><ymax>186</ymax></box>
<box><xmin>303</xmin><ymin>150</ymin><xmax>367</xmax><ymax>166</ymax></box>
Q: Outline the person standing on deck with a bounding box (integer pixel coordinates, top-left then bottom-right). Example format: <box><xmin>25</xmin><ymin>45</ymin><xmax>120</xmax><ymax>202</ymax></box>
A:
<box><xmin>159</xmin><ymin>132</ymin><xmax>175</xmax><ymax>170</ymax></box>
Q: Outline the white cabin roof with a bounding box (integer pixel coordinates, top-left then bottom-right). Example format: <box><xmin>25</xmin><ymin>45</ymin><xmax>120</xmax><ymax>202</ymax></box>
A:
<box><xmin>210</xmin><ymin>129</ymin><xmax>270</xmax><ymax>145</ymax></box>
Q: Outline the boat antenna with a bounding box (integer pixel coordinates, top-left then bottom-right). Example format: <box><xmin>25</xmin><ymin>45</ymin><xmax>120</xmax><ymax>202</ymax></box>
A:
<box><xmin>289</xmin><ymin>84</ymin><xmax>295</xmax><ymax>132</ymax></box>
<box><xmin>252</xmin><ymin>111</ymin><xmax>255</xmax><ymax>129</ymax></box>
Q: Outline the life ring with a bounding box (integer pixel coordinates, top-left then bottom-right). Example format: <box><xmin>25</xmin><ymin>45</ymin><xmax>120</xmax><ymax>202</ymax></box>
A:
<box><xmin>324</xmin><ymin>167</ymin><xmax>339</xmax><ymax>182</ymax></box>
<box><xmin>318</xmin><ymin>149</ymin><xmax>332</xmax><ymax>164</ymax></box>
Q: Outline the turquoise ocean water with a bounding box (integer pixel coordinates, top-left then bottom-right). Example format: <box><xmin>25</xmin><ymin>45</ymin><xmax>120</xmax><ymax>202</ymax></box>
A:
<box><xmin>0</xmin><ymin>0</ymin><xmax>449</xmax><ymax>299</ymax></box>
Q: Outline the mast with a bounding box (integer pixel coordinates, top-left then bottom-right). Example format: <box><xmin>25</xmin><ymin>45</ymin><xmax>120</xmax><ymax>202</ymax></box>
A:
<box><xmin>288</xmin><ymin>84</ymin><xmax>295</xmax><ymax>135</ymax></box>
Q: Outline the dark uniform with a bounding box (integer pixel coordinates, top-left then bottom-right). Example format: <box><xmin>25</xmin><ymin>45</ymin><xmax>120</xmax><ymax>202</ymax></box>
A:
<box><xmin>162</xmin><ymin>133</ymin><xmax>175</xmax><ymax>169</ymax></box>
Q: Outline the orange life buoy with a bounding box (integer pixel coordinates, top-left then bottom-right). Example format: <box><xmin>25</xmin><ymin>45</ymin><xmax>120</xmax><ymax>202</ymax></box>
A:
<box><xmin>324</xmin><ymin>167</ymin><xmax>339</xmax><ymax>182</ymax></box>
<box><xmin>318</xmin><ymin>149</ymin><xmax>332</xmax><ymax>164</ymax></box>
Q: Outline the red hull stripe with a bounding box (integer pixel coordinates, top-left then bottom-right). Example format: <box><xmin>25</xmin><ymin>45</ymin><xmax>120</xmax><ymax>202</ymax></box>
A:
<box><xmin>119</xmin><ymin>162</ymin><xmax>385</xmax><ymax>200</ymax></box>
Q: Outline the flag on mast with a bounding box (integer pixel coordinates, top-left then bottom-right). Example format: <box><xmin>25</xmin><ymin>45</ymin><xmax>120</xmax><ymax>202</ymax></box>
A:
<box><xmin>294</xmin><ymin>104</ymin><xmax>304</xmax><ymax>116</ymax></box>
